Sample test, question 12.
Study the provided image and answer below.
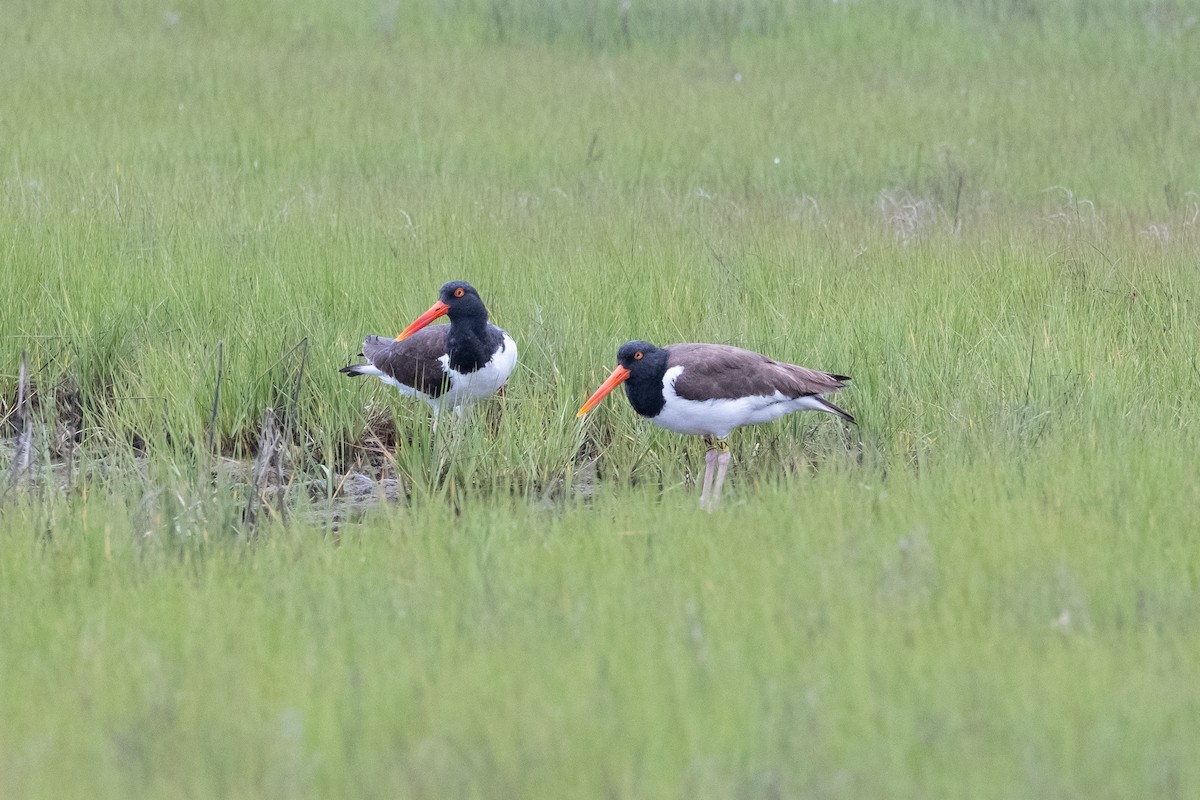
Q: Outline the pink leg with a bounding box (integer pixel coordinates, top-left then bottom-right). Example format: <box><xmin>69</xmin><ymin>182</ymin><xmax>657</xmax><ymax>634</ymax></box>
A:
<box><xmin>698</xmin><ymin>446</ymin><xmax>718</xmax><ymax>509</ymax></box>
<box><xmin>709</xmin><ymin>449</ymin><xmax>732</xmax><ymax>509</ymax></box>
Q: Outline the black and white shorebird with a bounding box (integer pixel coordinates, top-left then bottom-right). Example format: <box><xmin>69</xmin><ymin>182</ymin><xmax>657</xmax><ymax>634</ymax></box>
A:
<box><xmin>577</xmin><ymin>340</ymin><xmax>853</xmax><ymax>509</ymax></box>
<box><xmin>340</xmin><ymin>281</ymin><xmax>517</xmax><ymax>431</ymax></box>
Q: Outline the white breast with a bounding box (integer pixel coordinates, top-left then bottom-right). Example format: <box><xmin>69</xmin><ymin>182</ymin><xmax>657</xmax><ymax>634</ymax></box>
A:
<box><xmin>439</xmin><ymin>332</ymin><xmax>518</xmax><ymax>408</ymax></box>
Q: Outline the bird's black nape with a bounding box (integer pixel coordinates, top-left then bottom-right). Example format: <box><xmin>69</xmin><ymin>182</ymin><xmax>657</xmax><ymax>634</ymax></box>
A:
<box><xmin>437</xmin><ymin>281</ymin><xmax>504</xmax><ymax>374</ymax></box>
<box><xmin>438</xmin><ymin>281</ymin><xmax>489</xmax><ymax>323</ymax></box>
<box><xmin>617</xmin><ymin>340</ymin><xmax>670</xmax><ymax>418</ymax></box>
<box><xmin>616</xmin><ymin>340</ymin><xmax>660</xmax><ymax>368</ymax></box>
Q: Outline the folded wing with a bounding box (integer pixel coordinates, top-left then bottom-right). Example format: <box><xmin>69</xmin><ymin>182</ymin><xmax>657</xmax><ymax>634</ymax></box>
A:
<box><xmin>668</xmin><ymin>343</ymin><xmax>853</xmax><ymax>422</ymax></box>
<box><xmin>358</xmin><ymin>329</ymin><xmax>450</xmax><ymax>398</ymax></box>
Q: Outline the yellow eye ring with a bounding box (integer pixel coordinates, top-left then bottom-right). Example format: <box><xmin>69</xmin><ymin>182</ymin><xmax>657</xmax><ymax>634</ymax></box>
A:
<box><xmin>453</xmin><ymin>287</ymin><xmax>465</xmax><ymax>298</ymax></box>
<box><xmin>633</xmin><ymin>351</ymin><xmax>643</xmax><ymax>360</ymax></box>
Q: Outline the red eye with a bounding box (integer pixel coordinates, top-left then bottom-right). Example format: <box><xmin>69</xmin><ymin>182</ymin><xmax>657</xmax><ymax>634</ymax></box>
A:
<box><xmin>453</xmin><ymin>287</ymin><xmax>465</xmax><ymax>298</ymax></box>
<box><xmin>633</xmin><ymin>351</ymin><xmax>643</xmax><ymax>360</ymax></box>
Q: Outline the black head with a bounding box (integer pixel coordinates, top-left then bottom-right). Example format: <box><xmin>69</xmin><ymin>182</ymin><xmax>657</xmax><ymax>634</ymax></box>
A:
<box><xmin>397</xmin><ymin>280</ymin><xmax>490</xmax><ymax>341</ymax></box>
<box><xmin>438</xmin><ymin>281</ymin><xmax>488</xmax><ymax>321</ymax></box>
<box><xmin>616</xmin><ymin>340</ymin><xmax>665</xmax><ymax>374</ymax></box>
<box><xmin>614</xmin><ymin>340</ymin><xmax>669</xmax><ymax>418</ymax></box>
<box><xmin>577</xmin><ymin>340</ymin><xmax>668</xmax><ymax>419</ymax></box>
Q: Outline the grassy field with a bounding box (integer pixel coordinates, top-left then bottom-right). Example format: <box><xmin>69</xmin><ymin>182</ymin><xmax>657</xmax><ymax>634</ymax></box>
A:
<box><xmin>3</xmin><ymin>1</ymin><xmax>1200</xmax><ymax>797</ymax></box>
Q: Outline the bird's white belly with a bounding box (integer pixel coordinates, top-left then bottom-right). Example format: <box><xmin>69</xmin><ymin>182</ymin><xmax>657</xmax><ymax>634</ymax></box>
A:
<box><xmin>651</xmin><ymin>366</ymin><xmax>829</xmax><ymax>438</ymax></box>
<box><xmin>439</xmin><ymin>333</ymin><xmax>518</xmax><ymax>407</ymax></box>
<box><xmin>375</xmin><ymin>372</ymin><xmax>427</xmax><ymax>400</ymax></box>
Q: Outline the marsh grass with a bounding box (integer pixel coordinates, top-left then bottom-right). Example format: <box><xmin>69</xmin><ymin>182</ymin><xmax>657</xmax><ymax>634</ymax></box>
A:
<box><xmin>2</xmin><ymin>1</ymin><xmax>1200</xmax><ymax>797</ymax></box>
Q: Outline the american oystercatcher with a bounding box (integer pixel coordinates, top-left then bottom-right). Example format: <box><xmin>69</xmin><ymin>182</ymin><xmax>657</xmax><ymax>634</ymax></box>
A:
<box><xmin>340</xmin><ymin>281</ymin><xmax>517</xmax><ymax>431</ymax></box>
<box><xmin>577</xmin><ymin>340</ymin><xmax>853</xmax><ymax>509</ymax></box>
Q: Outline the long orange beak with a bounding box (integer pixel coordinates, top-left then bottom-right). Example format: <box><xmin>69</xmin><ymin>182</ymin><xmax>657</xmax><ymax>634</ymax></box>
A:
<box><xmin>396</xmin><ymin>300</ymin><xmax>450</xmax><ymax>340</ymax></box>
<box><xmin>576</xmin><ymin>366</ymin><xmax>631</xmax><ymax>418</ymax></box>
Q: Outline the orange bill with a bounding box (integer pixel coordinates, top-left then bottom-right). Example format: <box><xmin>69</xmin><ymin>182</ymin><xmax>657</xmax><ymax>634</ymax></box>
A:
<box><xmin>576</xmin><ymin>365</ymin><xmax>631</xmax><ymax>418</ymax></box>
<box><xmin>396</xmin><ymin>300</ymin><xmax>450</xmax><ymax>340</ymax></box>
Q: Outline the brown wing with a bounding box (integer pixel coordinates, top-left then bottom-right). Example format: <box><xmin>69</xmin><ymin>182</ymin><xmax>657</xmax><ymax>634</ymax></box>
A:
<box><xmin>361</xmin><ymin>329</ymin><xmax>449</xmax><ymax>398</ymax></box>
<box><xmin>667</xmin><ymin>343</ymin><xmax>850</xmax><ymax>402</ymax></box>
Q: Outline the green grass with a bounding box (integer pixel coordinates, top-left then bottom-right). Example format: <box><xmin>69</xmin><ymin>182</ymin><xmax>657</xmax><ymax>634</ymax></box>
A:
<box><xmin>2</xmin><ymin>1</ymin><xmax>1200</xmax><ymax>797</ymax></box>
<box><xmin>4</xmin><ymin>462</ymin><xmax>1199</xmax><ymax>798</ymax></box>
